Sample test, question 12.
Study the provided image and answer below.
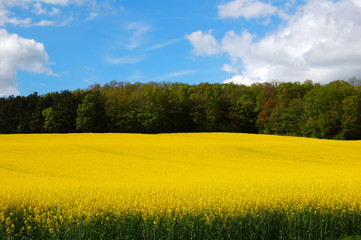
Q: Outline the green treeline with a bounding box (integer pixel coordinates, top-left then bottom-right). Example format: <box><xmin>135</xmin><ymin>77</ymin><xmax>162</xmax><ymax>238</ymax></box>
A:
<box><xmin>1</xmin><ymin>79</ymin><xmax>361</xmax><ymax>139</ymax></box>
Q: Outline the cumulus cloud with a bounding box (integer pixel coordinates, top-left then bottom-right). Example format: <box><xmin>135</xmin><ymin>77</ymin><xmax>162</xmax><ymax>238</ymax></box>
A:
<box><xmin>185</xmin><ymin>30</ymin><xmax>220</xmax><ymax>56</ymax></box>
<box><xmin>351</xmin><ymin>0</ymin><xmax>361</xmax><ymax>8</ymax></box>
<box><xmin>187</xmin><ymin>0</ymin><xmax>361</xmax><ymax>85</ymax></box>
<box><xmin>218</xmin><ymin>0</ymin><xmax>277</xmax><ymax>19</ymax></box>
<box><xmin>223</xmin><ymin>74</ymin><xmax>253</xmax><ymax>86</ymax></box>
<box><xmin>0</xmin><ymin>29</ymin><xmax>54</xmax><ymax>96</ymax></box>
<box><xmin>221</xmin><ymin>30</ymin><xmax>253</xmax><ymax>62</ymax></box>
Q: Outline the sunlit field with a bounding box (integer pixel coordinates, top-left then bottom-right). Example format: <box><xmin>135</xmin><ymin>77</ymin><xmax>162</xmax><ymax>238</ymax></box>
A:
<box><xmin>1</xmin><ymin>133</ymin><xmax>361</xmax><ymax>239</ymax></box>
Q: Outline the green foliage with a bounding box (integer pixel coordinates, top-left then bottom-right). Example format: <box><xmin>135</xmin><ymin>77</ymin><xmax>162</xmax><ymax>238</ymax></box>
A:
<box><xmin>52</xmin><ymin>90</ymin><xmax>83</xmax><ymax>133</ymax></box>
<box><xmin>42</xmin><ymin>107</ymin><xmax>55</xmax><ymax>133</ymax></box>
<box><xmin>2</xmin><ymin>206</ymin><xmax>361</xmax><ymax>240</ymax></box>
<box><xmin>136</xmin><ymin>83</ymin><xmax>166</xmax><ymax>133</ymax></box>
<box><xmin>268</xmin><ymin>82</ymin><xmax>312</xmax><ymax>136</ymax></box>
<box><xmin>341</xmin><ymin>236</ymin><xmax>361</xmax><ymax>240</ymax></box>
<box><xmin>236</xmin><ymin>93</ymin><xmax>258</xmax><ymax>133</ymax></box>
<box><xmin>341</xmin><ymin>95</ymin><xmax>361</xmax><ymax>140</ymax></box>
<box><xmin>0</xmin><ymin>97</ymin><xmax>18</xmax><ymax>133</ymax></box>
<box><xmin>76</xmin><ymin>93</ymin><xmax>107</xmax><ymax>132</ymax></box>
<box><xmin>303</xmin><ymin>81</ymin><xmax>355</xmax><ymax>139</ymax></box>
<box><xmin>1</xmin><ymin>79</ymin><xmax>361</xmax><ymax>139</ymax></box>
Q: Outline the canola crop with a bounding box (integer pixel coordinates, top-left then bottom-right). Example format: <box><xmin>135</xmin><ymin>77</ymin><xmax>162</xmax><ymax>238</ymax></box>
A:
<box><xmin>1</xmin><ymin>133</ymin><xmax>361</xmax><ymax>239</ymax></box>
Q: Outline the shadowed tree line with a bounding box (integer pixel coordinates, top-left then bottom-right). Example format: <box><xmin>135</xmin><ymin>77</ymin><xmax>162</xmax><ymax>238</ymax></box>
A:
<box><xmin>1</xmin><ymin>78</ymin><xmax>361</xmax><ymax>139</ymax></box>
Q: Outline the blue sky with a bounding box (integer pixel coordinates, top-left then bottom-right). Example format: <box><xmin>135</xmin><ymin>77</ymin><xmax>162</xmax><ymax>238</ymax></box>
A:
<box><xmin>0</xmin><ymin>0</ymin><xmax>360</xmax><ymax>96</ymax></box>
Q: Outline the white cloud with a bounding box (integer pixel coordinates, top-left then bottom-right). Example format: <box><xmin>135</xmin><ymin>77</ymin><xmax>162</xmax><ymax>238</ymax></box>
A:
<box><xmin>0</xmin><ymin>3</ymin><xmax>63</xmax><ymax>27</ymax></box>
<box><xmin>0</xmin><ymin>87</ymin><xmax>20</xmax><ymax>96</ymax></box>
<box><xmin>185</xmin><ymin>30</ymin><xmax>220</xmax><ymax>56</ymax></box>
<box><xmin>38</xmin><ymin>0</ymin><xmax>83</xmax><ymax>5</ymax></box>
<box><xmin>223</xmin><ymin>75</ymin><xmax>253</xmax><ymax>86</ymax></box>
<box><xmin>33</xmin><ymin>3</ymin><xmax>60</xmax><ymax>15</ymax></box>
<box><xmin>149</xmin><ymin>70</ymin><xmax>195</xmax><ymax>82</ymax></box>
<box><xmin>126</xmin><ymin>22</ymin><xmax>151</xmax><ymax>50</ymax></box>
<box><xmin>128</xmin><ymin>72</ymin><xmax>145</xmax><ymax>81</ymax></box>
<box><xmin>87</xmin><ymin>0</ymin><xmax>124</xmax><ymax>21</ymax></box>
<box><xmin>49</xmin><ymin>7</ymin><xmax>60</xmax><ymax>15</ymax></box>
<box><xmin>33</xmin><ymin>3</ymin><xmax>47</xmax><ymax>15</ymax></box>
<box><xmin>218</xmin><ymin>0</ymin><xmax>277</xmax><ymax>19</ymax></box>
<box><xmin>260</xmin><ymin>18</ymin><xmax>271</xmax><ymax>25</ymax></box>
<box><xmin>0</xmin><ymin>29</ymin><xmax>54</xmax><ymax>96</ymax></box>
<box><xmin>167</xmin><ymin>70</ymin><xmax>194</xmax><ymax>78</ymax></box>
<box><xmin>150</xmin><ymin>39</ymin><xmax>180</xmax><ymax>50</ymax></box>
<box><xmin>352</xmin><ymin>0</ymin><xmax>361</xmax><ymax>8</ymax></box>
<box><xmin>32</xmin><ymin>16</ymin><xmax>73</xmax><ymax>26</ymax></box>
<box><xmin>222</xmin><ymin>64</ymin><xmax>239</xmax><ymax>74</ymax></box>
<box><xmin>34</xmin><ymin>19</ymin><xmax>56</xmax><ymax>26</ymax></box>
<box><xmin>0</xmin><ymin>0</ymin><xmax>104</xmax><ymax>27</ymax></box>
<box><xmin>0</xmin><ymin>0</ymin><xmax>84</xmax><ymax>8</ymax></box>
<box><xmin>221</xmin><ymin>30</ymin><xmax>253</xmax><ymax>63</ymax></box>
<box><xmin>56</xmin><ymin>16</ymin><xmax>73</xmax><ymax>26</ymax></box>
<box><xmin>187</xmin><ymin>0</ymin><xmax>361</xmax><ymax>85</ymax></box>
<box><xmin>104</xmin><ymin>56</ymin><xmax>142</xmax><ymax>65</ymax></box>
<box><xmin>87</xmin><ymin>12</ymin><xmax>98</xmax><ymax>20</ymax></box>
<box><xmin>0</xmin><ymin>7</ymin><xmax>32</xmax><ymax>26</ymax></box>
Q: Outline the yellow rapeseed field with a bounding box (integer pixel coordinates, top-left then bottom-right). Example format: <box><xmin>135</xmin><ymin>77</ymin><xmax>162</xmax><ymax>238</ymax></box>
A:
<box><xmin>1</xmin><ymin>133</ymin><xmax>361</xmax><ymax>239</ymax></box>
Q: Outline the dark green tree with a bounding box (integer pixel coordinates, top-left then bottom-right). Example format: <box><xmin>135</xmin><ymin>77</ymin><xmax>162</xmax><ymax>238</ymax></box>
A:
<box><xmin>236</xmin><ymin>93</ymin><xmax>258</xmax><ymax>133</ymax></box>
<box><xmin>76</xmin><ymin>93</ymin><xmax>107</xmax><ymax>132</ymax></box>
<box><xmin>104</xmin><ymin>82</ymin><xmax>142</xmax><ymax>132</ymax></box>
<box><xmin>256</xmin><ymin>82</ymin><xmax>278</xmax><ymax>133</ymax></box>
<box><xmin>189</xmin><ymin>83</ymin><xmax>210</xmax><ymax>131</ymax></box>
<box><xmin>135</xmin><ymin>83</ymin><xmax>165</xmax><ymax>133</ymax></box>
<box><xmin>303</xmin><ymin>81</ymin><xmax>355</xmax><ymax>139</ymax></box>
<box><xmin>42</xmin><ymin>107</ymin><xmax>55</xmax><ymax>132</ymax></box>
<box><xmin>0</xmin><ymin>97</ymin><xmax>18</xmax><ymax>133</ymax></box>
<box><xmin>268</xmin><ymin>81</ymin><xmax>314</xmax><ymax>136</ymax></box>
<box><xmin>340</xmin><ymin>95</ymin><xmax>361</xmax><ymax>139</ymax></box>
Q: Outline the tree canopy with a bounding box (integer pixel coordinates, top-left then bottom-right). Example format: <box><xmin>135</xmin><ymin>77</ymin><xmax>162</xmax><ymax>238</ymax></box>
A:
<box><xmin>1</xmin><ymin>79</ymin><xmax>361</xmax><ymax>140</ymax></box>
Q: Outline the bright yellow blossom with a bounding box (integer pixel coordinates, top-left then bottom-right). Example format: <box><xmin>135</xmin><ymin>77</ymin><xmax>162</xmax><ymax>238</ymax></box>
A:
<box><xmin>1</xmin><ymin>133</ymin><xmax>361</xmax><ymax>237</ymax></box>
